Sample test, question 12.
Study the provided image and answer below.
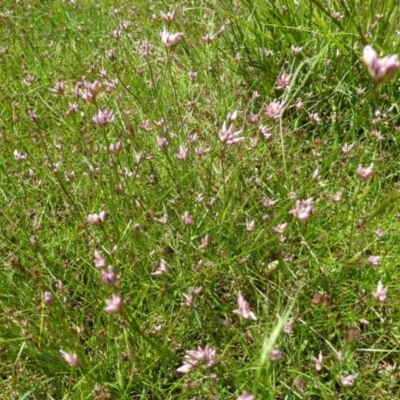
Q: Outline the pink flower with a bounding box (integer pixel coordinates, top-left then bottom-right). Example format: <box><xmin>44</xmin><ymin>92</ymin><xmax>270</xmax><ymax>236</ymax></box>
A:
<box><xmin>368</xmin><ymin>256</ymin><xmax>381</xmax><ymax>266</ymax></box>
<box><xmin>88</xmin><ymin>211</ymin><xmax>107</xmax><ymax>225</ymax></box>
<box><xmin>101</xmin><ymin>265</ymin><xmax>118</xmax><ymax>286</ymax></box>
<box><xmin>237</xmin><ymin>391</ymin><xmax>255</xmax><ymax>400</ymax></box>
<box><xmin>220</xmin><ymin>122</ymin><xmax>244</xmax><ymax>145</ymax></box>
<box><xmin>276</xmin><ymin>71</ymin><xmax>292</xmax><ymax>90</ymax></box>
<box><xmin>182</xmin><ymin>211</ymin><xmax>193</xmax><ymax>225</ymax></box>
<box><xmin>92</xmin><ymin>110</ymin><xmax>115</xmax><ymax>125</ymax></box>
<box><xmin>283</xmin><ymin>319</ymin><xmax>294</xmax><ymax>334</ymax></box>
<box><xmin>160</xmin><ymin>11</ymin><xmax>176</xmax><ymax>24</ymax></box>
<box><xmin>177</xmin><ymin>345</ymin><xmax>216</xmax><ymax>373</ymax></box>
<box><xmin>265</xmin><ymin>100</ymin><xmax>284</xmax><ymax>120</ymax></box>
<box><xmin>340</xmin><ymin>372</ymin><xmax>358</xmax><ymax>387</ymax></box>
<box><xmin>372</xmin><ymin>280</ymin><xmax>388</xmax><ymax>302</ymax></box>
<box><xmin>93</xmin><ymin>249</ymin><xmax>106</xmax><ymax>269</ymax></box>
<box><xmin>375</xmin><ymin>226</ymin><xmax>384</xmax><ymax>238</ymax></box>
<box><xmin>151</xmin><ymin>258</ymin><xmax>169</xmax><ymax>276</ymax></box>
<box><xmin>160</xmin><ymin>27</ymin><xmax>183</xmax><ymax>50</ymax></box>
<box><xmin>43</xmin><ymin>291</ymin><xmax>54</xmax><ymax>304</ymax></box>
<box><xmin>176</xmin><ymin>145</ymin><xmax>189</xmax><ymax>161</ymax></box>
<box><xmin>105</xmin><ymin>293</ymin><xmax>123</xmax><ymax>314</ymax></box>
<box><xmin>357</xmin><ymin>163</ymin><xmax>374</xmax><ymax>180</ymax></box>
<box><xmin>233</xmin><ymin>291</ymin><xmax>257</xmax><ymax>320</ymax></box>
<box><xmin>156</xmin><ymin>136</ymin><xmax>169</xmax><ymax>151</ymax></box>
<box><xmin>363</xmin><ymin>45</ymin><xmax>399</xmax><ymax>86</ymax></box>
<box><xmin>60</xmin><ymin>350</ymin><xmax>79</xmax><ymax>367</ymax></box>
<box><xmin>314</xmin><ymin>352</ymin><xmax>323</xmax><ymax>371</ymax></box>
<box><xmin>199</xmin><ymin>234</ymin><xmax>210</xmax><ymax>249</ymax></box>
<box><xmin>270</xmin><ymin>349</ymin><xmax>282</xmax><ymax>361</ymax></box>
<box><xmin>246</xmin><ymin>220</ymin><xmax>255</xmax><ymax>232</ymax></box>
<box><xmin>289</xmin><ymin>198</ymin><xmax>313</xmax><ymax>221</ymax></box>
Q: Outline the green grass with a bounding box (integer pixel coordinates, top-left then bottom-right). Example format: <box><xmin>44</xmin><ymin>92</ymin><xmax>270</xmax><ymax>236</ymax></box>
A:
<box><xmin>1</xmin><ymin>0</ymin><xmax>400</xmax><ymax>398</ymax></box>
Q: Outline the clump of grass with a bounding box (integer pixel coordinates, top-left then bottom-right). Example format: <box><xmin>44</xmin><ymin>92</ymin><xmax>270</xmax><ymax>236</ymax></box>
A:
<box><xmin>1</xmin><ymin>0</ymin><xmax>400</xmax><ymax>398</ymax></box>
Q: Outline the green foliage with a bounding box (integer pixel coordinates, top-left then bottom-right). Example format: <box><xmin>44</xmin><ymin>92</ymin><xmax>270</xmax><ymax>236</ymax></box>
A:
<box><xmin>1</xmin><ymin>0</ymin><xmax>400</xmax><ymax>398</ymax></box>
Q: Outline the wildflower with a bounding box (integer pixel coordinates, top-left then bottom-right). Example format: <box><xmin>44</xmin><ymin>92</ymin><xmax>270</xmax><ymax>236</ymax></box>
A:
<box><xmin>271</xmin><ymin>223</ymin><xmax>287</xmax><ymax>234</ymax></box>
<box><xmin>314</xmin><ymin>352</ymin><xmax>323</xmax><ymax>371</ymax></box>
<box><xmin>308</xmin><ymin>112</ymin><xmax>321</xmax><ymax>125</ymax></box>
<box><xmin>109</xmin><ymin>140</ymin><xmax>122</xmax><ymax>155</ymax></box>
<box><xmin>101</xmin><ymin>265</ymin><xmax>118</xmax><ymax>286</ymax></box>
<box><xmin>291</xmin><ymin>45</ymin><xmax>303</xmax><ymax>55</ymax></box>
<box><xmin>182</xmin><ymin>211</ymin><xmax>193</xmax><ymax>225</ymax></box>
<box><xmin>375</xmin><ymin>226</ymin><xmax>384</xmax><ymax>238</ymax></box>
<box><xmin>265</xmin><ymin>100</ymin><xmax>284</xmax><ymax>120</ymax></box>
<box><xmin>87</xmin><ymin>211</ymin><xmax>107</xmax><ymax>226</ymax></box>
<box><xmin>357</xmin><ymin>163</ymin><xmax>374</xmax><ymax>180</ymax></box>
<box><xmin>160</xmin><ymin>11</ymin><xmax>176</xmax><ymax>24</ymax></box>
<box><xmin>66</xmin><ymin>103</ymin><xmax>78</xmax><ymax>115</ymax></box>
<box><xmin>289</xmin><ymin>198</ymin><xmax>313</xmax><ymax>221</ymax></box>
<box><xmin>270</xmin><ymin>349</ymin><xmax>282</xmax><ymax>361</ymax></box>
<box><xmin>14</xmin><ymin>149</ymin><xmax>28</xmax><ymax>162</ymax></box>
<box><xmin>160</xmin><ymin>27</ymin><xmax>183</xmax><ymax>50</ymax></box>
<box><xmin>283</xmin><ymin>319</ymin><xmax>294</xmax><ymax>334</ymax></box>
<box><xmin>233</xmin><ymin>291</ymin><xmax>257</xmax><ymax>320</ymax></box>
<box><xmin>246</xmin><ymin>220</ymin><xmax>255</xmax><ymax>232</ymax></box>
<box><xmin>180</xmin><ymin>293</ymin><xmax>193</xmax><ymax>307</ymax></box>
<box><xmin>372</xmin><ymin>280</ymin><xmax>388</xmax><ymax>302</ymax></box>
<box><xmin>331</xmin><ymin>190</ymin><xmax>343</xmax><ymax>202</ymax></box>
<box><xmin>92</xmin><ymin>109</ymin><xmax>115</xmax><ymax>125</ymax></box>
<box><xmin>363</xmin><ymin>45</ymin><xmax>399</xmax><ymax>86</ymax></box>
<box><xmin>93</xmin><ymin>249</ymin><xmax>106</xmax><ymax>269</ymax></box>
<box><xmin>368</xmin><ymin>256</ymin><xmax>381</xmax><ymax>266</ymax></box>
<box><xmin>176</xmin><ymin>145</ymin><xmax>189</xmax><ymax>161</ymax></box>
<box><xmin>50</xmin><ymin>81</ymin><xmax>65</xmax><ymax>95</ymax></box>
<box><xmin>151</xmin><ymin>258</ymin><xmax>168</xmax><ymax>276</ymax></box>
<box><xmin>237</xmin><ymin>391</ymin><xmax>255</xmax><ymax>400</ymax></box>
<box><xmin>59</xmin><ymin>350</ymin><xmax>79</xmax><ymax>367</ymax></box>
<box><xmin>43</xmin><ymin>291</ymin><xmax>54</xmax><ymax>304</ymax></box>
<box><xmin>262</xmin><ymin>197</ymin><xmax>278</xmax><ymax>207</ymax></box>
<box><xmin>199</xmin><ymin>234</ymin><xmax>210</xmax><ymax>249</ymax></box>
<box><xmin>176</xmin><ymin>345</ymin><xmax>216</xmax><ymax>373</ymax></box>
<box><xmin>105</xmin><ymin>293</ymin><xmax>123</xmax><ymax>314</ymax></box>
<box><xmin>341</xmin><ymin>142</ymin><xmax>355</xmax><ymax>153</ymax></box>
<box><xmin>220</xmin><ymin>122</ymin><xmax>244</xmax><ymax>145</ymax></box>
<box><xmin>276</xmin><ymin>71</ymin><xmax>292</xmax><ymax>90</ymax></box>
<box><xmin>156</xmin><ymin>136</ymin><xmax>169</xmax><ymax>151</ymax></box>
<box><xmin>340</xmin><ymin>373</ymin><xmax>358</xmax><ymax>387</ymax></box>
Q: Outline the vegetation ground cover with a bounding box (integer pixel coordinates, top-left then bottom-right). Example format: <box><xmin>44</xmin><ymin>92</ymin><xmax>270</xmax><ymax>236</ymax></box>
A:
<box><xmin>1</xmin><ymin>0</ymin><xmax>400</xmax><ymax>398</ymax></box>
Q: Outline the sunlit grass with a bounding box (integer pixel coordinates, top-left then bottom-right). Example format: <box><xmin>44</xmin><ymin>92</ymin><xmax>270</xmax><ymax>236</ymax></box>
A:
<box><xmin>1</xmin><ymin>0</ymin><xmax>400</xmax><ymax>398</ymax></box>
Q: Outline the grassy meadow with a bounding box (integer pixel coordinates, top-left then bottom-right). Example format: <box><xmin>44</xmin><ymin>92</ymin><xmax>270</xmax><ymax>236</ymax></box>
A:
<box><xmin>1</xmin><ymin>0</ymin><xmax>400</xmax><ymax>398</ymax></box>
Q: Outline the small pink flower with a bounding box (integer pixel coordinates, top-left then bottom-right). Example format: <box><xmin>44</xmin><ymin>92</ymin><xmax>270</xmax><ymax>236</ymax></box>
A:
<box><xmin>220</xmin><ymin>122</ymin><xmax>244</xmax><ymax>145</ymax></box>
<box><xmin>283</xmin><ymin>319</ymin><xmax>294</xmax><ymax>334</ymax></box>
<box><xmin>92</xmin><ymin>110</ymin><xmax>115</xmax><ymax>125</ymax></box>
<box><xmin>237</xmin><ymin>391</ymin><xmax>255</xmax><ymax>400</ymax></box>
<box><xmin>105</xmin><ymin>293</ymin><xmax>123</xmax><ymax>314</ymax></box>
<box><xmin>14</xmin><ymin>149</ymin><xmax>28</xmax><ymax>162</ymax></box>
<box><xmin>88</xmin><ymin>211</ymin><xmax>107</xmax><ymax>225</ymax></box>
<box><xmin>246</xmin><ymin>220</ymin><xmax>255</xmax><ymax>232</ymax></box>
<box><xmin>160</xmin><ymin>27</ymin><xmax>183</xmax><ymax>50</ymax></box>
<box><xmin>233</xmin><ymin>291</ymin><xmax>257</xmax><ymax>320</ymax></box>
<box><xmin>276</xmin><ymin>71</ymin><xmax>292</xmax><ymax>90</ymax></box>
<box><xmin>93</xmin><ymin>249</ymin><xmax>106</xmax><ymax>269</ymax></box>
<box><xmin>44</xmin><ymin>291</ymin><xmax>54</xmax><ymax>304</ymax></box>
<box><xmin>308</xmin><ymin>112</ymin><xmax>321</xmax><ymax>125</ymax></box>
<box><xmin>60</xmin><ymin>350</ymin><xmax>79</xmax><ymax>367</ymax></box>
<box><xmin>271</xmin><ymin>223</ymin><xmax>287</xmax><ymax>234</ymax></box>
<box><xmin>156</xmin><ymin>136</ymin><xmax>169</xmax><ymax>151</ymax></box>
<box><xmin>340</xmin><ymin>372</ymin><xmax>358</xmax><ymax>387</ymax></box>
<box><xmin>372</xmin><ymin>280</ymin><xmax>388</xmax><ymax>302</ymax></box>
<box><xmin>270</xmin><ymin>349</ymin><xmax>282</xmax><ymax>361</ymax></box>
<box><xmin>375</xmin><ymin>226</ymin><xmax>384</xmax><ymax>238</ymax></box>
<box><xmin>182</xmin><ymin>211</ymin><xmax>193</xmax><ymax>225</ymax></box>
<box><xmin>177</xmin><ymin>345</ymin><xmax>216</xmax><ymax>373</ymax></box>
<box><xmin>314</xmin><ymin>352</ymin><xmax>323</xmax><ymax>371</ymax></box>
<box><xmin>176</xmin><ymin>145</ymin><xmax>189</xmax><ymax>160</ymax></box>
<box><xmin>160</xmin><ymin>10</ymin><xmax>176</xmax><ymax>24</ymax></box>
<box><xmin>363</xmin><ymin>45</ymin><xmax>399</xmax><ymax>86</ymax></box>
<box><xmin>151</xmin><ymin>258</ymin><xmax>168</xmax><ymax>276</ymax></box>
<box><xmin>199</xmin><ymin>234</ymin><xmax>210</xmax><ymax>249</ymax></box>
<box><xmin>289</xmin><ymin>198</ymin><xmax>313</xmax><ymax>221</ymax></box>
<box><xmin>357</xmin><ymin>163</ymin><xmax>374</xmax><ymax>180</ymax></box>
<box><xmin>101</xmin><ymin>265</ymin><xmax>118</xmax><ymax>286</ymax></box>
<box><xmin>368</xmin><ymin>256</ymin><xmax>381</xmax><ymax>266</ymax></box>
<box><xmin>331</xmin><ymin>190</ymin><xmax>343</xmax><ymax>202</ymax></box>
<box><xmin>265</xmin><ymin>100</ymin><xmax>284</xmax><ymax>120</ymax></box>
<box><xmin>291</xmin><ymin>45</ymin><xmax>303</xmax><ymax>55</ymax></box>
<box><xmin>181</xmin><ymin>293</ymin><xmax>193</xmax><ymax>307</ymax></box>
